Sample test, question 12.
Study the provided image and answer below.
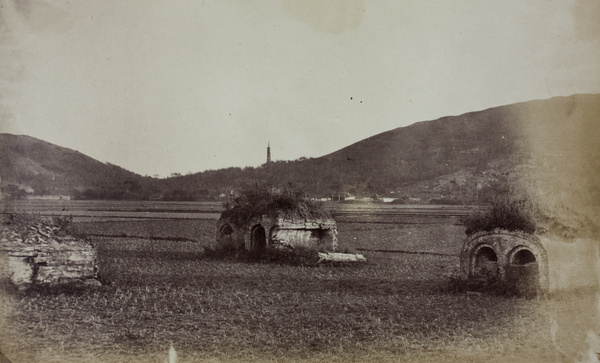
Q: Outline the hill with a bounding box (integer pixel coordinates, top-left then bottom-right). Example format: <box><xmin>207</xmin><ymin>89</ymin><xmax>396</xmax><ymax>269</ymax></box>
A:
<box><xmin>0</xmin><ymin>134</ymin><xmax>153</xmax><ymax>199</ymax></box>
<box><xmin>1</xmin><ymin>93</ymin><xmax>599</xmax><ymax>204</ymax></box>
<box><xmin>250</xmin><ymin>93</ymin><xmax>600</xmax><ymax>203</ymax></box>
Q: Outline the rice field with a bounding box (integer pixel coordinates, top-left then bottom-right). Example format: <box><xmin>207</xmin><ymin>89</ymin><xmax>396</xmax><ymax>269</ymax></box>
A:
<box><xmin>0</xmin><ymin>201</ymin><xmax>597</xmax><ymax>362</ymax></box>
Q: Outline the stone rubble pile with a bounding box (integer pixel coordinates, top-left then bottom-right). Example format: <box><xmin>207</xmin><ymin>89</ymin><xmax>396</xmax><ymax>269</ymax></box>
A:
<box><xmin>0</xmin><ymin>220</ymin><xmax>99</xmax><ymax>288</ymax></box>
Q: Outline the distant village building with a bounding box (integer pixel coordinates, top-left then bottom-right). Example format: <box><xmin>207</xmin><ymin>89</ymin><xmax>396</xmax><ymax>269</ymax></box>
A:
<box><xmin>149</xmin><ymin>194</ymin><xmax>163</xmax><ymax>201</ymax></box>
<box><xmin>26</xmin><ymin>195</ymin><xmax>71</xmax><ymax>200</ymax></box>
<box><xmin>310</xmin><ymin>196</ymin><xmax>332</xmax><ymax>202</ymax></box>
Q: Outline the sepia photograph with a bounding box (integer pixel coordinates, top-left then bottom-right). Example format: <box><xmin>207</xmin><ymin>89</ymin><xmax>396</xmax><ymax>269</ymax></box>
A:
<box><xmin>1</xmin><ymin>1</ymin><xmax>599</xmax><ymax>362</ymax></box>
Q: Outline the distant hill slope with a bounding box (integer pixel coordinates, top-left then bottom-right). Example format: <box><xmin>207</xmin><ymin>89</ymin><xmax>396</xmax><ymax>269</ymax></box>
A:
<box><xmin>0</xmin><ymin>134</ymin><xmax>148</xmax><ymax>198</ymax></box>
<box><xmin>2</xmin><ymin>93</ymin><xmax>598</xmax><ymax>203</ymax></box>
<box><xmin>260</xmin><ymin>93</ymin><xmax>600</xmax><ymax>198</ymax></box>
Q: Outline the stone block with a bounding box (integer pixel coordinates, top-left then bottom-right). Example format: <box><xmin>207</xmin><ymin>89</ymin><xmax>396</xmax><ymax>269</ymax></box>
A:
<box><xmin>1</xmin><ymin>222</ymin><xmax>100</xmax><ymax>288</ymax></box>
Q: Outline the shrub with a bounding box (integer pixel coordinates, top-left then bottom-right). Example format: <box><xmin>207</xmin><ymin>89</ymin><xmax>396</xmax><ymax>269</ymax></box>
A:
<box><xmin>462</xmin><ymin>181</ymin><xmax>537</xmax><ymax>235</ymax></box>
<box><xmin>470</xmin><ymin>173</ymin><xmax>600</xmax><ymax>239</ymax></box>
<box><xmin>221</xmin><ymin>182</ymin><xmax>330</xmax><ymax>228</ymax></box>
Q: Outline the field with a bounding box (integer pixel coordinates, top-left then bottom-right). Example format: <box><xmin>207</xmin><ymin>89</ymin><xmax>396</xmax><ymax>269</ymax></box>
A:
<box><xmin>0</xmin><ymin>201</ymin><xmax>598</xmax><ymax>362</ymax></box>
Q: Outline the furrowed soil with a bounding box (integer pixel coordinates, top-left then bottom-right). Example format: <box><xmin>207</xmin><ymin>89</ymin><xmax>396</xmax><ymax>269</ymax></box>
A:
<box><xmin>0</xmin><ymin>215</ymin><xmax>597</xmax><ymax>362</ymax></box>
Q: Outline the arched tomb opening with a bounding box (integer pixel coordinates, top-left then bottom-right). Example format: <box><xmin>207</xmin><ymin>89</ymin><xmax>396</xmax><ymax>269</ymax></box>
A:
<box><xmin>217</xmin><ymin>223</ymin><xmax>234</xmax><ymax>242</ymax></box>
<box><xmin>472</xmin><ymin>245</ymin><xmax>499</xmax><ymax>280</ymax></box>
<box><xmin>250</xmin><ymin>224</ymin><xmax>267</xmax><ymax>254</ymax></box>
<box><xmin>215</xmin><ymin>219</ymin><xmax>244</xmax><ymax>250</ymax></box>
<box><xmin>507</xmin><ymin>247</ymin><xmax>539</xmax><ymax>296</ymax></box>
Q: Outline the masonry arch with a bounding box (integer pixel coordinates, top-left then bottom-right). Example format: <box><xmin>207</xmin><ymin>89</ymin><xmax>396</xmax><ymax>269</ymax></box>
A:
<box><xmin>460</xmin><ymin>229</ymin><xmax>551</xmax><ymax>293</ymax></box>
<box><xmin>218</xmin><ymin>223</ymin><xmax>233</xmax><ymax>238</ymax></box>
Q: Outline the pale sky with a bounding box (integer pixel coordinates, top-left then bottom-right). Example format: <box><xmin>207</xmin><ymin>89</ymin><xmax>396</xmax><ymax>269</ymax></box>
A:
<box><xmin>1</xmin><ymin>0</ymin><xmax>599</xmax><ymax>177</ymax></box>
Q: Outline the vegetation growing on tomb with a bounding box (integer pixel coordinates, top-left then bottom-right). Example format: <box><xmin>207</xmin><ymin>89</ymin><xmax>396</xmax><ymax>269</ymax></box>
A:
<box><xmin>220</xmin><ymin>182</ymin><xmax>330</xmax><ymax>228</ymax></box>
<box><xmin>462</xmin><ymin>180</ymin><xmax>537</xmax><ymax>235</ymax></box>
<box><xmin>462</xmin><ymin>174</ymin><xmax>600</xmax><ymax>239</ymax></box>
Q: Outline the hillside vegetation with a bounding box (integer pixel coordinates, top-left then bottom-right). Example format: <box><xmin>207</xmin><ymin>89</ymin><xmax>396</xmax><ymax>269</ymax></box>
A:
<box><xmin>0</xmin><ymin>134</ymin><xmax>153</xmax><ymax>199</ymax></box>
<box><xmin>2</xmin><ymin>94</ymin><xmax>599</xmax><ymax>208</ymax></box>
